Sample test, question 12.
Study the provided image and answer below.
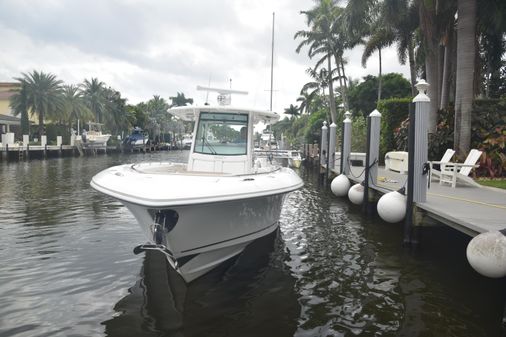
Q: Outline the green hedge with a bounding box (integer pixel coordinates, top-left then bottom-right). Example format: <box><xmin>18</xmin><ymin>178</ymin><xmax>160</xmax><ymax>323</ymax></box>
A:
<box><xmin>377</xmin><ymin>97</ymin><xmax>411</xmax><ymax>155</ymax></box>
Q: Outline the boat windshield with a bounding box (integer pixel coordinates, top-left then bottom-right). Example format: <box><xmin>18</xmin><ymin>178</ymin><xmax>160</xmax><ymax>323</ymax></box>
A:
<box><xmin>194</xmin><ymin>112</ymin><xmax>248</xmax><ymax>155</ymax></box>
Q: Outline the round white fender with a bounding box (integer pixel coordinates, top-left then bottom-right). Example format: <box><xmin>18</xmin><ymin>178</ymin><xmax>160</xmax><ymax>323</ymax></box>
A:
<box><xmin>467</xmin><ymin>230</ymin><xmax>506</xmax><ymax>278</ymax></box>
<box><xmin>348</xmin><ymin>183</ymin><xmax>364</xmax><ymax>205</ymax></box>
<box><xmin>377</xmin><ymin>191</ymin><xmax>406</xmax><ymax>223</ymax></box>
<box><xmin>331</xmin><ymin>174</ymin><xmax>350</xmax><ymax>197</ymax></box>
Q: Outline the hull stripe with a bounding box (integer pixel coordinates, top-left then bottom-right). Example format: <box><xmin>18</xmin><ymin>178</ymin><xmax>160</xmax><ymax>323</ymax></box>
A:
<box><xmin>180</xmin><ymin>221</ymin><xmax>278</xmax><ymax>253</ymax></box>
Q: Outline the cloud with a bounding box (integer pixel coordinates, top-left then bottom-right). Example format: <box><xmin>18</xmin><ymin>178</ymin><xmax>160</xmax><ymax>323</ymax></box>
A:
<box><xmin>0</xmin><ymin>0</ymin><xmax>410</xmax><ymax>115</ymax></box>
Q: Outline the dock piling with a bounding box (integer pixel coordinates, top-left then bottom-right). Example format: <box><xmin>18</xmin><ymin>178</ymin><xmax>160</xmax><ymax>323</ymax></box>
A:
<box><xmin>329</xmin><ymin>122</ymin><xmax>337</xmax><ymax>171</ymax></box>
<box><xmin>404</xmin><ymin>79</ymin><xmax>430</xmax><ymax>245</ymax></box>
<box><xmin>362</xmin><ymin>109</ymin><xmax>381</xmax><ymax>213</ymax></box>
<box><xmin>342</xmin><ymin>112</ymin><xmax>352</xmax><ymax>175</ymax></box>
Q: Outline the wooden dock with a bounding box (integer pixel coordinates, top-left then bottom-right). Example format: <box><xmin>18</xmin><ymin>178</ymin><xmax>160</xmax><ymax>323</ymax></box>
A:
<box><xmin>0</xmin><ymin>142</ymin><xmax>165</xmax><ymax>161</ymax></box>
<box><xmin>338</xmin><ymin>165</ymin><xmax>506</xmax><ymax>237</ymax></box>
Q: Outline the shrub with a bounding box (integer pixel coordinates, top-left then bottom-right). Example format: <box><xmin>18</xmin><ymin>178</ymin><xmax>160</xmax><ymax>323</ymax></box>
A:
<box><xmin>377</xmin><ymin>97</ymin><xmax>412</xmax><ymax>154</ymax></box>
<box><xmin>393</xmin><ymin>99</ymin><xmax>506</xmax><ymax>176</ymax></box>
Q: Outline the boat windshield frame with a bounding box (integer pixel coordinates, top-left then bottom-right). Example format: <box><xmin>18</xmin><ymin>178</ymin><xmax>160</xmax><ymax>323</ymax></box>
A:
<box><xmin>193</xmin><ymin>111</ymin><xmax>249</xmax><ymax>156</ymax></box>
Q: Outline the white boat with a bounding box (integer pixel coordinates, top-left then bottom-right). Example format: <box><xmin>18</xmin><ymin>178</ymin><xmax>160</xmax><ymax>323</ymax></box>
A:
<box><xmin>84</xmin><ymin>122</ymin><xmax>111</xmax><ymax>147</ymax></box>
<box><xmin>123</xmin><ymin>127</ymin><xmax>149</xmax><ymax>149</ymax></box>
<box><xmin>91</xmin><ymin>89</ymin><xmax>303</xmax><ymax>282</ymax></box>
<box><xmin>181</xmin><ymin>134</ymin><xmax>193</xmax><ymax>149</ymax></box>
<box><xmin>260</xmin><ymin>130</ymin><xmax>278</xmax><ymax>150</ymax></box>
<box><xmin>288</xmin><ymin>151</ymin><xmax>303</xmax><ymax>168</ymax></box>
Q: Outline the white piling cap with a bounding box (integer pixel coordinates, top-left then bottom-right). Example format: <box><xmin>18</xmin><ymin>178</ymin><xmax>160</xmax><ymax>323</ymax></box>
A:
<box><xmin>369</xmin><ymin>109</ymin><xmax>381</xmax><ymax>117</ymax></box>
<box><xmin>344</xmin><ymin>111</ymin><xmax>352</xmax><ymax>123</ymax></box>
<box><xmin>321</xmin><ymin>121</ymin><xmax>328</xmax><ymax>130</ymax></box>
<box><xmin>413</xmin><ymin>79</ymin><xmax>430</xmax><ymax>103</ymax></box>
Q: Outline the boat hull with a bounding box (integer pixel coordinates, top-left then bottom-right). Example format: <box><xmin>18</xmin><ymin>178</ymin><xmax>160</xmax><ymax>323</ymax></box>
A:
<box><xmin>123</xmin><ymin>193</ymin><xmax>285</xmax><ymax>282</ymax></box>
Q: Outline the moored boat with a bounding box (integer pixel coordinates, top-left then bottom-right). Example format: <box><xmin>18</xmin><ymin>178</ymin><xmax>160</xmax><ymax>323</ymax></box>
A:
<box><xmin>122</xmin><ymin>127</ymin><xmax>149</xmax><ymax>149</ymax></box>
<box><xmin>83</xmin><ymin>122</ymin><xmax>111</xmax><ymax>147</ymax></box>
<box><xmin>91</xmin><ymin>88</ymin><xmax>303</xmax><ymax>282</ymax></box>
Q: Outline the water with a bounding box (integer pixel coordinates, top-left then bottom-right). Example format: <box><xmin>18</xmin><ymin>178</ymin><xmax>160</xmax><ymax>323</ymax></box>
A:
<box><xmin>0</xmin><ymin>152</ymin><xmax>505</xmax><ymax>337</ymax></box>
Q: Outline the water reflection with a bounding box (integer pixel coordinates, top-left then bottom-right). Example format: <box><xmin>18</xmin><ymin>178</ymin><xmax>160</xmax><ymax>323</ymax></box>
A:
<box><xmin>2</xmin><ymin>153</ymin><xmax>506</xmax><ymax>337</ymax></box>
<box><xmin>103</xmin><ymin>230</ymin><xmax>299</xmax><ymax>337</ymax></box>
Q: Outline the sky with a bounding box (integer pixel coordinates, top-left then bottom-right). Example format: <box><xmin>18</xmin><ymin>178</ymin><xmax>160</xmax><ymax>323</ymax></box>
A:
<box><xmin>0</xmin><ymin>0</ymin><xmax>410</xmax><ymax>115</ymax></box>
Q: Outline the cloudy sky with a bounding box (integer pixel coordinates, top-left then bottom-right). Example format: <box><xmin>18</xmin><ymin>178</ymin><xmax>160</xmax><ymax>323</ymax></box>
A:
<box><xmin>0</xmin><ymin>0</ymin><xmax>410</xmax><ymax>114</ymax></box>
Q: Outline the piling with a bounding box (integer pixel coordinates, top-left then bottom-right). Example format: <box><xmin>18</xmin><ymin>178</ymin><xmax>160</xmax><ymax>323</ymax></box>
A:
<box><xmin>404</xmin><ymin>79</ymin><xmax>430</xmax><ymax>245</ymax></box>
<box><xmin>342</xmin><ymin>112</ymin><xmax>352</xmax><ymax>175</ymax></box>
<box><xmin>362</xmin><ymin>109</ymin><xmax>381</xmax><ymax>213</ymax></box>
<box><xmin>329</xmin><ymin>122</ymin><xmax>337</xmax><ymax>171</ymax></box>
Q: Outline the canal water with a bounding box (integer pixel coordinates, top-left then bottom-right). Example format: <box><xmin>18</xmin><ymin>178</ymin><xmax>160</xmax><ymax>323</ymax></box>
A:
<box><xmin>0</xmin><ymin>151</ymin><xmax>505</xmax><ymax>337</ymax></box>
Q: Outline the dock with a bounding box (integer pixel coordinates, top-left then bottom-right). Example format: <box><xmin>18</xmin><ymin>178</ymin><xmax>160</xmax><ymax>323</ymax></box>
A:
<box><xmin>0</xmin><ymin>142</ymin><xmax>165</xmax><ymax>161</ymax></box>
<box><xmin>339</xmin><ymin>165</ymin><xmax>506</xmax><ymax>237</ymax></box>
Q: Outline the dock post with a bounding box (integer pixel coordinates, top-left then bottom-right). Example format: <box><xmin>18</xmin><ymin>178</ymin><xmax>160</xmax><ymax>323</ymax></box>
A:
<box><xmin>320</xmin><ymin>121</ymin><xmax>328</xmax><ymax>167</ymax></box>
<box><xmin>404</xmin><ymin>79</ymin><xmax>430</xmax><ymax>245</ymax></box>
<box><xmin>41</xmin><ymin>135</ymin><xmax>47</xmax><ymax>159</ymax></box>
<box><xmin>328</xmin><ymin>123</ymin><xmax>337</xmax><ymax>173</ymax></box>
<box><xmin>362</xmin><ymin>109</ymin><xmax>381</xmax><ymax>213</ymax></box>
<box><xmin>23</xmin><ymin>135</ymin><xmax>29</xmax><ymax>160</ymax></box>
<box><xmin>57</xmin><ymin>136</ymin><xmax>62</xmax><ymax>157</ymax></box>
<box><xmin>319</xmin><ymin>122</ymin><xmax>328</xmax><ymax>184</ymax></box>
<box><xmin>342</xmin><ymin>112</ymin><xmax>352</xmax><ymax>175</ymax></box>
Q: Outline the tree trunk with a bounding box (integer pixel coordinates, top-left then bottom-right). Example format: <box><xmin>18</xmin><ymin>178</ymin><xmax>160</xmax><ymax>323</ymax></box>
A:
<box><xmin>377</xmin><ymin>47</ymin><xmax>382</xmax><ymax>105</ymax></box>
<box><xmin>440</xmin><ymin>27</ymin><xmax>453</xmax><ymax>110</ymax></box>
<box><xmin>326</xmin><ymin>52</ymin><xmax>337</xmax><ymax>124</ymax></box>
<box><xmin>38</xmin><ymin>111</ymin><xmax>44</xmax><ymax>136</ymax></box>
<box><xmin>454</xmin><ymin>0</ymin><xmax>476</xmax><ymax>155</ymax></box>
<box><xmin>340</xmin><ymin>57</ymin><xmax>349</xmax><ymax>111</ymax></box>
<box><xmin>408</xmin><ymin>37</ymin><xmax>417</xmax><ymax>96</ymax></box>
<box><xmin>425</xmin><ymin>52</ymin><xmax>439</xmax><ymax>133</ymax></box>
<box><xmin>418</xmin><ymin>2</ymin><xmax>440</xmax><ymax>133</ymax></box>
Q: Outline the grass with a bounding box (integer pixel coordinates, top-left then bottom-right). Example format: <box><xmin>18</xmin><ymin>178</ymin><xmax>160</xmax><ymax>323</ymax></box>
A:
<box><xmin>477</xmin><ymin>178</ymin><xmax>506</xmax><ymax>189</ymax></box>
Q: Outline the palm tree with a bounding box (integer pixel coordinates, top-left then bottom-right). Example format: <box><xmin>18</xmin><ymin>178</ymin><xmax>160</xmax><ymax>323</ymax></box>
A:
<box><xmin>147</xmin><ymin>95</ymin><xmax>170</xmax><ymax>139</ymax></box>
<box><xmin>103</xmin><ymin>87</ymin><xmax>129</xmax><ymax>135</ymax></box>
<box><xmin>284</xmin><ymin>104</ymin><xmax>300</xmax><ymax>118</ymax></box>
<box><xmin>61</xmin><ymin>85</ymin><xmax>94</xmax><ymax>130</ymax></box>
<box><xmin>81</xmin><ymin>78</ymin><xmax>107</xmax><ymax>123</ymax></box>
<box><xmin>169</xmin><ymin>92</ymin><xmax>193</xmax><ymax>107</ymax></box>
<box><xmin>9</xmin><ymin>81</ymin><xmax>30</xmax><ymax>135</ymax></box>
<box><xmin>299</xmin><ymin>67</ymin><xmax>333</xmax><ymax>119</ymax></box>
<box><xmin>15</xmin><ymin>70</ymin><xmax>64</xmax><ymax>136</ymax></box>
<box><xmin>454</xmin><ymin>0</ymin><xmax>477</xmax><ymax>155</ymax></box>
<box><xmin>295</xmin><ymin>0</ymin><xmax>341</xmax><ymax>124</ymax></box>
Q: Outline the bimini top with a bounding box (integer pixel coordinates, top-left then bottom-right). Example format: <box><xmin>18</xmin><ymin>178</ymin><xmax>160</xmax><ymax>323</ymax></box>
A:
<box><xmin>168</xmin><ymin>105</ymin><xmax>280</xmax><ymax>124</ymax></box>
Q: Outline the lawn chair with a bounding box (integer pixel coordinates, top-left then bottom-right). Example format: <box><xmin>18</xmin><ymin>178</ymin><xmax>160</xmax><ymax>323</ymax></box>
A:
<box><xmin>429</xmin><ymin>149</ymin><xmax>455</xmax><ymax>182</ymax></box>
<box><xmin>434</xmin><ymin>149</ymin><xmax>482</xmax><ymax>188</ymax></box>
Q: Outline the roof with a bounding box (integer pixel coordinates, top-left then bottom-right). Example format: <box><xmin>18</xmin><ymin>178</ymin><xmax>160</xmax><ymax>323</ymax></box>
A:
<box><xmin>0</xmin><ymin>91</ymin><xmax>16</xmax><ymax>100</ymax></box>
<box><xmin>0</xmin><ymin>114</ymin><xmax>21</xmax><ymax>125</ymax></box>
<box><xmin>0</xmin><ymin>82</ymin><xmax>20</xmax><ymax>88</ymax></box>
<box><xmin>168</xmin><ymin>105</ymin><xmax>280</xmax><ymax>124</ymax></box>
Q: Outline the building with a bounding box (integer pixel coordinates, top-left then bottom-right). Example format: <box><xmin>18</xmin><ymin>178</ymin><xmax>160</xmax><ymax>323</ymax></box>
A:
<box><xmin>0</xmin><ymin>82</ymin><xmax>22</xmax><ymax>135</ymax></box>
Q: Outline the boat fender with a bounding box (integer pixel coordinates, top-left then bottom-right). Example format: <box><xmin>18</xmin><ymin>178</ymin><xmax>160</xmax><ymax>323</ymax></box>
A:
<box><xmin>377</xmin><ymin>190</ymin><xmax>407</xmax><ymax>223</ymax></box>
<box><xmin>348</xmin><ymin>183</ymin><xmax>364</xmax><ymax>205</ymax></box>
<box><xmin>331</xmin><ymin>174</ymin><xmax>350</xmax><ymax>197</ymax></box>
<box><xmin>467</xmin><ymin>229</ymin><xmax>506</xmax><ymax>278</ymax></box>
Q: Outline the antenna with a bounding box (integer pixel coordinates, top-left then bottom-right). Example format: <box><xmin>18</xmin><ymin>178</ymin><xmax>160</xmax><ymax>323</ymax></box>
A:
<box><xmin>196</xmin><ymin>85</ymin><xmax>248</xmax><ymax>106</ymax></box>
<box><xmin>205</xmin><ymin>75</ymin><xmax>212</xmax><ymax>104</ymax></box>
<box><xmin>270</xmin><ymin>12</ymin><xmax>275</xmax><ymax>111</ymax></box>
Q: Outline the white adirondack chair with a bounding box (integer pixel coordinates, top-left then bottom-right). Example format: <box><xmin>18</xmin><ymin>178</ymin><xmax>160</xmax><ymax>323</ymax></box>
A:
<box><xmin>429</xmin><ymin>149</ymin><xmax>455</xmax><ymax>182</ymax></box>
<box><xmin>436</xmin><ymin>149</ymin><xmax>482</xmax><ymax>188</ymax></box>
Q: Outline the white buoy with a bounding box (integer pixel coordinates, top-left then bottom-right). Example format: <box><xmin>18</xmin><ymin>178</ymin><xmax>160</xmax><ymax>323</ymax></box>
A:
<box><xmin>377</xmin><ymin>191</ymin><xmax>406</xmax><ymax>223</ymax></box>
<box><xmin>466</xmin><ymin>230</ymin><xmax>506</xmax><ymax>278</ymax></box>
<box><xmin>331</xmin><ymin>174</ymin><xmax>350</xmax><ymax>197</ymax></box>
<box><xmin>348</xmin><ymin>183</ymin><xmax>364</xmax><ymax>205</ymax></box>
